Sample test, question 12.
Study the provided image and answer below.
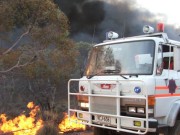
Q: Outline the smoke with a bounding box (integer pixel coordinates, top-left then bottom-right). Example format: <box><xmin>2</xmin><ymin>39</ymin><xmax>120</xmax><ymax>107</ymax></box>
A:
<box><xmin>55</xmin><ymin>0</ymin><xmax>180</xmax><ymax>43</ymax></box>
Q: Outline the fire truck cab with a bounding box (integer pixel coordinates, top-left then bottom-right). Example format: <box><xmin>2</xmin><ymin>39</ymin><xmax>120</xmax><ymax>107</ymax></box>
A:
<box><xmin>68</xmin><ymin>24</ymin><xmax>180</xmax><ymax>135</ymax></box>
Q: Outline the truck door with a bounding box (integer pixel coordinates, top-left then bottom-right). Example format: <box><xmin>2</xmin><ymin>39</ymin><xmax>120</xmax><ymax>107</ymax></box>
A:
<box><xmin>155</xmin><ymin>44</ymin><xmax>178</xmax><ymax>118</ymax></box>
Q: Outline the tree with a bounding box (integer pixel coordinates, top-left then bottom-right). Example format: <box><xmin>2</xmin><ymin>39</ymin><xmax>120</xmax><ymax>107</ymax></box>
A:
<box><xmin>0</xmin><ymin>0</ymin><xmax>78</xmax><ymax>117</ymax></box>
<box><xmin>0</xmin><ymin>0</ymin><xmax>71</xmax><ymax>71</ymax></box>
<box><xmin>74</xmin><ymin>41</ymin><xmax>92</xmax><ymax>78</ymax></box>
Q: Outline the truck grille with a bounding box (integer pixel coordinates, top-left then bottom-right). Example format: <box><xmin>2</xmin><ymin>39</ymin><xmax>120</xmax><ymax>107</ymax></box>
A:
<box><xmin>91</xmin><ymin>97</ymin><xmax>116</xmax><ymax>115</ymax></box>
<box><xmin>90</xmin><ymin>97</ymin><xmax>145</xmax><ymax>117</ymax></box>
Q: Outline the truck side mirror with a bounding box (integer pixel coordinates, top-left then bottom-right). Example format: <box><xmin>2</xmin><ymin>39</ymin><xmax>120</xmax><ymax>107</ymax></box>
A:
<box><xmin>156</xmin><ymin>62</ymin><xmax>163</xmax><ymax>75</ymax></box>
<box><xmin>156</xmin><ymin>46</ymin><xmax>163</xmax><ymax>75</ymax></box>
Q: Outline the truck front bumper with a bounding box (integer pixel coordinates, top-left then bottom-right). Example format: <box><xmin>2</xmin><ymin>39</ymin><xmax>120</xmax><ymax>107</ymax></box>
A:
<box><xmin>76</xmin><ymin>112</ymin><xmax>158</xmax><ymax>133</ymax></box>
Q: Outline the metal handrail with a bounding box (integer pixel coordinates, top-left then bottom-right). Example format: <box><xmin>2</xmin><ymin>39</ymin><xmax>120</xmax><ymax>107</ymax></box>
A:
<box><xmin>68</xmin><ymin>79</ymin><xmax>149</xmax><ymax>134</ymax></box>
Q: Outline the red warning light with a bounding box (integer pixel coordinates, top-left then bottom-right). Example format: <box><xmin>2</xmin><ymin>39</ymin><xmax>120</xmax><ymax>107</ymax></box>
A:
<box><xmin>157</xmin><ymin>23</ymin><xmax>164</xmax><ymax>32</ymax></box>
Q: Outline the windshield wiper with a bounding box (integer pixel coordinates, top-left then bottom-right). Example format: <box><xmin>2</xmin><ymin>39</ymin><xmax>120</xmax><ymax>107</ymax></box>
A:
<box><xmin>86</xmin><ymin>71</ymin><xmax>103</xmax><ymax>79</ymax></box>
<box><xmin>119</xmin><ymin>75</ymin><xmax>128</xmax><ymax>79</ymax></box>
<box><xmin>87</xmin><ymin>70</ymin><xmax>119</xmax><ymax>79</ymax></box>
<box><xmin>103</xmin><ymin>69</ymin><xmax>120</xmax><ymax>73</ymax></box>
<box><xmin>103</xmin><ymin>70</ymin><xmax>128</xmax><ymax>79</ymax></box>
<box><xmin>129</xmin><ymin>74</ymin><xmax>138</xmax><ymax>78</ymax></box>
<box><xmin>87</xmin><ymin>70</ymin><xmax>128</xmax><ymax>79</ymax></box>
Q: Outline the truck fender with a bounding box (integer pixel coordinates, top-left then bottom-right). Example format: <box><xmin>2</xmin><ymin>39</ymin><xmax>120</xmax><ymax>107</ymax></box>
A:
<box><xmin>167</xmin><ymin>100</ymin><xmax>180</xmax><ymax>127</ymax></box>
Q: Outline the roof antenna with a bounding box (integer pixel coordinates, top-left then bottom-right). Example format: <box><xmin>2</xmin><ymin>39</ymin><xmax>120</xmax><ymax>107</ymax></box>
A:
<box><xmin>122</xmin><ymin>21</ymin><xmax>126</xmax><ymax>38</ymax></box>
<box><xmin>92</xmin><ymin>25</ymin><xmax>96</xmax><ymax>45</ymax></box>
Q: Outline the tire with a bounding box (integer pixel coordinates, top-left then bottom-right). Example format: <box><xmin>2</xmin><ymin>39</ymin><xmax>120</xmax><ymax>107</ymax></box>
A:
<box><xmin>169</xmin><ymin>120</ymin><xmax>180</xmax><ymax>135</ymax></box>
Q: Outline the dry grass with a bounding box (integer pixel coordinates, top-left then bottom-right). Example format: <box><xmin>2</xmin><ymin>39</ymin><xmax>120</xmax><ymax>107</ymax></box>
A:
<box><xmin>36</xmin><ymin>124</ymin><xmax>59</xmax><ymax>135</ymax></box>
<box><xmin>36</xmin><ymin>110</ymin><xmax>60</xmax><ymax>135</ymax></box>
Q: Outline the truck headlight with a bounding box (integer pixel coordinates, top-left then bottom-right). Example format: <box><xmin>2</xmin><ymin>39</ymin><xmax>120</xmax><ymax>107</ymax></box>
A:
<box><xmin>137</xmin><ymin>107</ymin><xmax>145</xmax><ymax>114</ymax></box>
<box><xmin>80</xmin><ymin>102</ymin><xmax>89</xmax><ymax>108</ymax></box>
<box><xmin>128</xmin><ymin>107</ymin><xmax>136</xmax><ymax>113</ymax></box>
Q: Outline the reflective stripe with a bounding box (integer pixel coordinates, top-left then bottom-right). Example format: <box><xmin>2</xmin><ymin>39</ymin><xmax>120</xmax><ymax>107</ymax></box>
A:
<box><xmin>155</xmin><ymin>86</ymin><xmax>178</xmax><ymax>90</ymax></box>
<box><xmin>155</xmin><ymin>86</ymin><xmax>169</xmax><ymax>90</ymax></box>
<box><xmin>154</xmin><ymin>93</ymin><xmax>180</xmax><ymax>97</ymax></box>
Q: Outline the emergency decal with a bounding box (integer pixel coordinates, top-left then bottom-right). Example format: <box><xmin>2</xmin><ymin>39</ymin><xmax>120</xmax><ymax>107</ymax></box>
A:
<box><xmin>168</xmin><ymin>79</ymin><xmax>177</xmax><ymax>95</ymax></box>
<box><xmin>155</xmin><ymin>79</ymin><xmax>180</xmax><ymax>97</ymax></box>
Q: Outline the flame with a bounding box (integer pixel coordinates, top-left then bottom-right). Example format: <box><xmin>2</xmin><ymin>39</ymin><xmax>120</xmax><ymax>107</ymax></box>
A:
<box><xmin>0</xmin><ymin>102</ymin><xmax>86</xmax><ymax>134</ymax></box>
<box><xmin>27</xmin><ymin>102</ymin><xmax>34</xmax><ymax>109</ymax></box>
<box><xmin>0</xmin><ymin>102</ymin><xmax>43</xmax><ymax>135</ymax></box>
<box><xmin>59</xmin><ymin>113</ymin><xmax>86</xmax><ymax>133</ymax></box>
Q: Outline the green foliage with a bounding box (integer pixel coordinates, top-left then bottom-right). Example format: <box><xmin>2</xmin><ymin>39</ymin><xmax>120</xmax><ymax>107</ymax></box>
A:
<box><xmin>76</xmin><ymin>41</ymin><xmax>92</xmax><ymax>57</ymax></box>
<box><xmin>74</xmin><ymin>41</ymin><xmax>92</xmax><ymax>77</ymax></box>
<box><xmin>0</xmin><ymin>0</ymin><xmax>78</xmax><ymax>116</ymax></box>
<box><xmin>0</xmin><ymin>0</ymin><xmax>69</xmax><ymax>31</ymax></box>
<box><xmin>0</xmin><ymin>50</ymin><xmax>21</xmax><ymax>69</ymax></box>
<box><xmin>0</xmin><ymin>0</ymin><xmax>76</xmax><ymax>76</ymax></box>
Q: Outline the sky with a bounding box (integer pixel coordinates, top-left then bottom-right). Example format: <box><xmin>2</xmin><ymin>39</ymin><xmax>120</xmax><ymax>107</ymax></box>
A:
<box><xmin>136</xmin><ymin>0</ymin><xmax>180</xmax><ymax>27</ymax></box>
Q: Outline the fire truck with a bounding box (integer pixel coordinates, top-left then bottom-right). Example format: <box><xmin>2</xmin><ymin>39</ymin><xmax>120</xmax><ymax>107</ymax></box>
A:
<box><xmin>68</xmin><ymin>23</ymin><xmax>180</xmax><ymax>135</ymax></box>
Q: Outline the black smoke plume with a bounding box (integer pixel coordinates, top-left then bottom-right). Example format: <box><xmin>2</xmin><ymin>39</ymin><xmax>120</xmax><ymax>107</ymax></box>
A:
<box><xmin>55</xmin><ymin>0</ymin><xmax>180</xmax><ymax>43</ymax></box>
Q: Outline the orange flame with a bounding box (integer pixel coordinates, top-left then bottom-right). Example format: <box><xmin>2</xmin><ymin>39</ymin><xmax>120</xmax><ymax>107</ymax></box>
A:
<box><xmin>0</xmin><ymin>102</ymin><xmax>86</xmax><ymax>134</ymax></box>
<box><xmin>0</xmin><ymin>102</ymin><xmax>43</xmax><ymax>135</ymax></box>
<box><xmin>59</xmin><ymin>113</ymin><xmax>86</xmax><ymax>133</ymax></box>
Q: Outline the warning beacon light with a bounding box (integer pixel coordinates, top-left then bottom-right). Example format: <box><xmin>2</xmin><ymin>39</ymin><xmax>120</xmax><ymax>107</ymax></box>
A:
<box><xmin>143</xmin><ymin>25</ymin><xmax>154</xmax><ymax>34</ymax></box>
<box><xmin>106</xmin><ymin>31</ymin><xmax>119</xmax><ymax>39</ymax></box>
<box><xmin>157</xmin><ymin>23</ymin><xmax>164</xmax><ymax>32</ymax></box>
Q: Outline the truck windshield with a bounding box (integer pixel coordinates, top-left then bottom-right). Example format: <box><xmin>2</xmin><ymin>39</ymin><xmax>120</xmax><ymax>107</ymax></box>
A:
<box><xmin>85</xmin><ymin>40</ymin><xmax>155</xmax><ymax>76</ymax></box>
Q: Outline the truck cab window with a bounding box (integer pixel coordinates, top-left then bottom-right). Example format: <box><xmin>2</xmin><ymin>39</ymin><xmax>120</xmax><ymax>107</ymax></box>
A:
<box><xmin>85</xmin><ymin>40</ymin><xmax>155</xmax><ymax>76</ymax></box>
<box><xmin>162</xmin><ymin>45</ymin><xmax>174</xmax><ymax>70</ymax></box>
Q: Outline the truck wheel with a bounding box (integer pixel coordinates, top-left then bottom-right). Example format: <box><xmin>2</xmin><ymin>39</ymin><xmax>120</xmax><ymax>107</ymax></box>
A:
<box><xmin>169</xmin><ymin>120</ymin><xmax>180</xmax><ymax>135</ymax></box>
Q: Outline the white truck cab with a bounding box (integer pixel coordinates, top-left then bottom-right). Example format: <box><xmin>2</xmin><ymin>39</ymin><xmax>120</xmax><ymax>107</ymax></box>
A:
<box><xmin>68</xmin><ymin>24</ymin><xmax>180</xmax><ymax>135</ymax></box>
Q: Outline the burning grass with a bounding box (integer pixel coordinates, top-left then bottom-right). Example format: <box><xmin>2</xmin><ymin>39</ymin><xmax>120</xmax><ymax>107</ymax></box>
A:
<box><xmin>0</xmin><ymin>102</ymin><xmax>43</xmax><ymax>135</ymax></box>
<box><xmin>58</xmin><ymin>113</ymin><xmax>86</xmax><ymax>133</ymax></box>
<box><xmin>0</xmin><ymin>102</ymin><xmax>86</xmax><ymax>135</ymax></box>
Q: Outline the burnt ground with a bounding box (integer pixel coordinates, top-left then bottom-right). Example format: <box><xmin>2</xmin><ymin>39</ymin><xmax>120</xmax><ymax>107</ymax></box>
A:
<box><xmin>61</xmin><ymin>127</ymin><xmax>145</xmax><ymax>135</ymax></box>
<box><xmin>61</xmin><ymin>130</ymin><xmax>136</xmax><ymax>135</ymax></box>
<box><xmin>62</xmin><ymin>132</ymin><xmax>151</xmax><ymax>135</ymax></box>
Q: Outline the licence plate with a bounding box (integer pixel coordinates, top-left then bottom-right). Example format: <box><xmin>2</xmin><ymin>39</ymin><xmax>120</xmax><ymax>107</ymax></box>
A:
<box><xmin>97</xmin><ymin>115</ymin><xmax>111</xmax><ymax>124</ymax></box>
